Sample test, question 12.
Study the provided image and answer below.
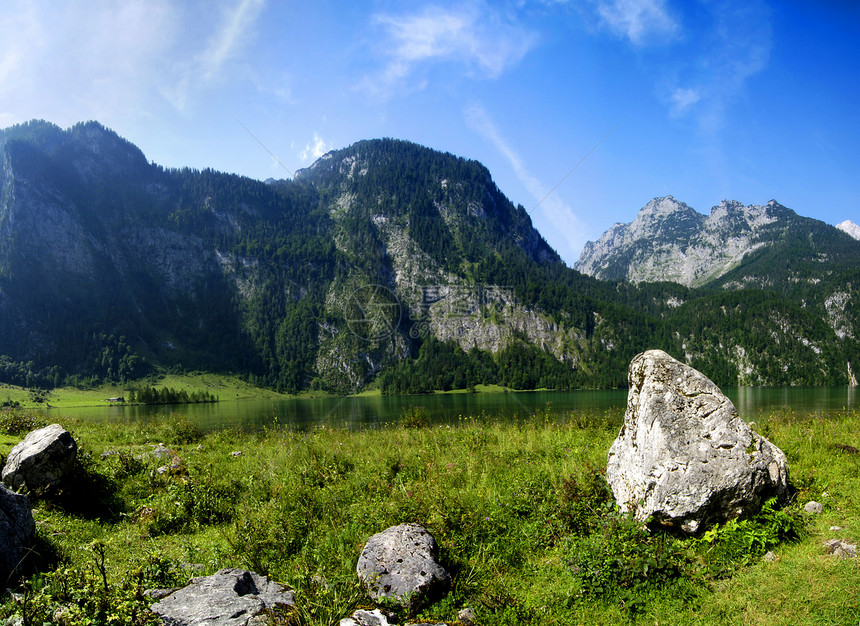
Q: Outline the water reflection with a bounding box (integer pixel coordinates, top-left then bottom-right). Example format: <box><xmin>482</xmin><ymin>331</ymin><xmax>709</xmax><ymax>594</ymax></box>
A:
<box><xmin>42</xmin><ymin>386</ymin><xmax>856</xmax><ymax>432</ymax></box>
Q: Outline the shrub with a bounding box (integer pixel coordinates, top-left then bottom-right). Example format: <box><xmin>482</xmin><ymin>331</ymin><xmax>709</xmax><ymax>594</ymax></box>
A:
<box><xmin>0</xmin><ymin>409</ymin><xmax>47</xmax><ymax>436</ymax></box>
<box><xmin>565</xmin><ymin>510</ymin><xmax>689</xmax><ymax>607</ymax></box>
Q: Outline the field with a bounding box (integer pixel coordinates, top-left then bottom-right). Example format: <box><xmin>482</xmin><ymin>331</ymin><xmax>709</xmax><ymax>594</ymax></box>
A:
<box><xmin>0</xmin><ymin>405</ymin><xmax>858</xmax><ymax>625</ymax></box>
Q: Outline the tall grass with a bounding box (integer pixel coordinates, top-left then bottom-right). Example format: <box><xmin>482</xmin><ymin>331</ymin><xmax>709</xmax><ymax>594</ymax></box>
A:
<box><xmin>0</xmin><ymin>407</ymin><xmax>857</xmax><ymax>624</ymax></box>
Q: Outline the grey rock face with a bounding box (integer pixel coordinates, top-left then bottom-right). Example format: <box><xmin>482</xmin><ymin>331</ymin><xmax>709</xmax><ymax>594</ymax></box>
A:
<box><xmin>0</xmin><ymin>482</ymin><xmax>35</xmax><ymax>583</ymax></box>
<box><xmin>149</xmin><ymin>568</ymin><xmax>296</xmax><ymax>625</ymax></box>
<box><xmin>575</xmin><ymin>196</ymin><xmax>787</xmax><ymax>287</ymax></box>
<box><xmin>356</xmin><ymin>523</ymin><xmax>450</xmax><ymax>611</ymax></box>
<box><xmin>606</xmin><ymin>350</ymin><xmax>789</xmax><ymax>534</ymax></box>
<box><xmin>2</xmin><ymin>424</ymin><xmax>77</xmax><ymax>492</ymax></box>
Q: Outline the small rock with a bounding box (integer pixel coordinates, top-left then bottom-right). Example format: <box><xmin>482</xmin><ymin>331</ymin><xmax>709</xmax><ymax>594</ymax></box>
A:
<box><xmin>149</xmin><ymin>568</ymin><xmax>296</xmax><ymax>625</ymax></box>
<box><xmin>804</xmin><ymin>501</ymin><xmax>823</xmax><ymax>514</ymax></box>
<box><xmin>831</xmin><ymin>526</ymin><xmax>843</xmax><ymax>531</ymax></box>
<box><xmin>2</xmin><ymin>424</ymin><xmax>78</xmax><ymax>492</ymax></box>
<box><xmin>763</xmin><ymin>551</ymin><xmax>777</xmax><ymax>562</ymax></box>
<box><xmin>356</xmin><ymin>523</ymin><xmax>450</xmax><ymax>611</ymax></box>
<box><xmin>458</xmin><ymin>607</ymin><xmax>478</xmax><ymax>624</ymax></box>
<box><xmin>231</xmin><ymin>451</ymin><xmax>243</xmax><ymax>457</ymax></box>
<box><xmin>152</xmin><ymin>443</ymin><xmax>173</xmax><ymax>459</ymax></box>
<box><xmin>822</xmin><ymin>539</ymin><xmax>857</xmax><ymax>559</ymax></box>
<box><xmin>339</xmin><ymin>609</ymin><xmax>393</xmax><ymax>626</ymax></box>
<box><xmin>0</xmin><ymin>483</ymin><xmax>35</xmax><ymax>583</ymax></box>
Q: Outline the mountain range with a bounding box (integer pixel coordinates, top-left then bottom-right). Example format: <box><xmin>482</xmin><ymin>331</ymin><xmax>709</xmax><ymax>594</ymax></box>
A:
<box><xmin>0</xmin><ymin>120</ymin><xmax>857</xmax><ymax>391</ymax></box>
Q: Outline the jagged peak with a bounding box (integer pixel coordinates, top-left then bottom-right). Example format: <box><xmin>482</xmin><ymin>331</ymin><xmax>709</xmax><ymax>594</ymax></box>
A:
<box><xmin>837</xmin><ymin>219</ymin><xmax>860</xmax><ymax>240</ymax></box>
<box><xmin>633</xmin><ymin>196</ymin><xmax>697</xmax><ymax>221</ymax></box>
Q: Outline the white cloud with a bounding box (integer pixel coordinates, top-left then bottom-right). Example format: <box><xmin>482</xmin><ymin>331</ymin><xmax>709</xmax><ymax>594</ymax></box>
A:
<box><xmin>0</xmin><ymin>2</ymin><xmax>183</xmax><ymax>126</ymax></box>
<box><xmin>165</xmin><ymin>0</ymin><xmax>266</xmax><ymax>111</ymax></box>
<box><xmin>364</xmin><ymin>3</ymin><xmax>537</xmax><ymax>99</ymax></box>
<box><xmin>594</xmin><ymin>0</ymin><xmax>678</xmax><ymax>45</ymax></box>
<box><xmin>464</xmin><ymin>103</ymin><xmax>587</xmax><ymax>261</ymax></box>
<box><xmin>300</xmin><ymin>133</ymin><xmax>331</xmax><ymax>162</ymax></box>
<box><xmin>669</xmin><ymin>86</ymin><xmax>702</xmax><ymax>115</ymax></box>
<box><xmin>665</xmin><ymin>0</ymin><xmax>771</xmax><ymax>134</ymax></box>
<box><xmin>198</xmin><ymin>0</ymin><xmax>265</xmax><ymax>82</ymax></box>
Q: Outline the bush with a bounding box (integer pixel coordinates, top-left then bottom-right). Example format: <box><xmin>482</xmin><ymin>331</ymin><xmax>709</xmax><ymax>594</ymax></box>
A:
<box><xmin>565</xmin><ymin>510</ymin><xmax>689</xmax><ymax>608</ymax></box>
<box><xmin>0</xmin><ymin>409</ymin><xmax>47</xmax><ymax>436</ymax></box>
<box><xmin>693</xmin><ymin>498</ymin><xmax>804</xmax><ymax>572</ymax></box>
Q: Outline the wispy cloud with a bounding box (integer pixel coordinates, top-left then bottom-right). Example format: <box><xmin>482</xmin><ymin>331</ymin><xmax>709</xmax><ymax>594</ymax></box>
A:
<box><xmin>199</xmin><ymin>0</ymin><xmax>265</xmax><ymax>82</ymax></box>
<box><xmin>663</xmin><ymin>0</ymin><xmax>771</xmax><ymax>133</ymax></box>
<box><xmin>0</xmin><ymin>0</ymin><xmax>267</xmax><ymax>126</ymax></box>
<box><xmin>0</xmin><ymin>1</ymin><xmax>179</xmax><ymax>123</ymax></box>
<box><xmin>593</xmin><ymin>0</ymin><xmax>678</xmax><ymax>45</ymax></box>
<box><xmin>363</xmin><ymin>3</ymin><xmax>537</xmax><ymax>99</ymax></box>
<box><xmin>465</xmin><ymin>103</ymin><xmax>587</xmax><ymax>261</ymax></box>
<box><xmin>166</xmin><ymin>0</ymin><xmax>266</xmax><ymax>111</ymax></box>
<box><xmin>299</xmin><ymin>133</ymin><xmax>331</xmax><ymax>162</ymax></box>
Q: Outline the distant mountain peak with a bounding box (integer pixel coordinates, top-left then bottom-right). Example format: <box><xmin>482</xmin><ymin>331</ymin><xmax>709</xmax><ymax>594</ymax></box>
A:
<box><xmin>574</xmin><ymin>197</ymin><xmax>822</xmax><ymax>287</ymax></box>
<box><xmin>837</xmin><ymin>220</ymin><xmax>860</xmax><ymax>240</ymax></box>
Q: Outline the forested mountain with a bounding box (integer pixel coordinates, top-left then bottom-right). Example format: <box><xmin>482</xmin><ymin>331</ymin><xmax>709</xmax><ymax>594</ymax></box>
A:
<box><xmin>0</xmin><ymin>120</ymin><xmax>856</xmax><ymax>392</ymax></box>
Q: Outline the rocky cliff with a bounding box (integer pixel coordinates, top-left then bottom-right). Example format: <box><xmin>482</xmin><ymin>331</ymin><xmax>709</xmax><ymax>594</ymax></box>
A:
<box><xmin>0</xmin><ymin>121</ymin><xmax>856</xmax><ymax>390</ymax></box>
<box><xmin>575</xmin><ymin>196</ymin><xmax>807</xmax><ymax>287</ymax></box>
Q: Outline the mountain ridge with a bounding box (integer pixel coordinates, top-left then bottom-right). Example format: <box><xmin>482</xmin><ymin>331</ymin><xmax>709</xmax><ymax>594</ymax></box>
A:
<box><xmin>575</xmin><ymin>195</ymin><xmax>856</xmax><ymax>287</ymax></box>
<box><xmin>0</xmin><ymin>120</ymin><xmax>856</xmax><ymax>391</ymax></box>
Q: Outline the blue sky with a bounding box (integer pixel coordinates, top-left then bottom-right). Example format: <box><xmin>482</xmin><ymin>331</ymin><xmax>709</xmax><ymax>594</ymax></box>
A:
<box><xmin>1</xmin><ymin>0</ymin><xmax>858</xmax><ymax>265</ymax></box>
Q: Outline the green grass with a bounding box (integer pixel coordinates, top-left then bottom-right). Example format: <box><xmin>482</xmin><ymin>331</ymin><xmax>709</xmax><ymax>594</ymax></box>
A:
<box><xmin>0</xmin><ymin>407</ymin><xmax>858</xmax><ymax>625</ymax></box>
<box><xmin>0</xmin><ymin>372</ymin><xmax>296</xmax><ymax>409</ymax></box>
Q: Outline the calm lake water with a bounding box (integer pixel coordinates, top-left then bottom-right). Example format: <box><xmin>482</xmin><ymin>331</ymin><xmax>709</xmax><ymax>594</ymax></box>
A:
<box><xmin>42</xmin><ymin>386</ymin><xmax>858</xmax><ymax>432</ymax></box>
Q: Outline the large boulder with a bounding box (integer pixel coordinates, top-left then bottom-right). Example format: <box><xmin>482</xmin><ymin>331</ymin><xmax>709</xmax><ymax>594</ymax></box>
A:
<box><xmin>606</xmin><ymin>350</ymin><xmax>789</xmax><ymax>534</ymax></box>
<box><xmin>3</xmin><ymin>424</ymin><xmax>78</xmax><ymax>492</ymax></box>
<box><xmin>149</xmin><ymin>568</ymin><xmax>296</xmax><ymax>625</ymax></box>
<box><xmin>0</xmin><ymin>482</ymin><xmax>35</xmax><ymax>583</ymax></box>
<box><xmin>356</xmin><ymin>523</ymin><xmax>450</xmax><ymax>611</ymax></box>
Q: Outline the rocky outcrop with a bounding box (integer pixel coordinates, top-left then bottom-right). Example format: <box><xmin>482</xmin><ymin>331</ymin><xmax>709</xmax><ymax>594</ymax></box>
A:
<box><xmin>606</xmin><ymin>350</ymin><xmax>789</xmax><ymax>534</ymax></box>
<box><xmin>576</xmin><ymin>197</ymin><xmax>797</xmax><ymax>287</ymax></box>
<box><xmin>149</xmin><ymin>568</ymin><xmax>296</xmax><ymax>625</ymax></box>
<box><xmin>2</xmin><ymin>424</ymin><xmax>77</xmax><ymax>492</ymax></box>
<box><xmin>837</xmin><ymin>219</ymin><xmax>860</xmax><ymax>240</ymax></box>
<box><xmin>356</xmin><ymin>523</ymin><xmax>450</xmax><ymax>611</ymax></box>
<box><xmin>0</xmin><ymin>482</ymin><xmax>35</xmax><ymax>583</ymax></box>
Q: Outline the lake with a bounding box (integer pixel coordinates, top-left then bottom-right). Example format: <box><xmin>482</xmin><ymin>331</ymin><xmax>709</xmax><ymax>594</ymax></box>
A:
<box><xmin>42</xmin><ymin>386</ymin><xmax>858</xmax><ymax>432</ymax></box>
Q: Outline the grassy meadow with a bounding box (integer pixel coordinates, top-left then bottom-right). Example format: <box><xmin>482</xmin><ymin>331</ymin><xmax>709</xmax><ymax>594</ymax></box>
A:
<box><xmin>0</xmin><ymin>404</ymin><xmax>858</xmax><ymax>625</ymax></box>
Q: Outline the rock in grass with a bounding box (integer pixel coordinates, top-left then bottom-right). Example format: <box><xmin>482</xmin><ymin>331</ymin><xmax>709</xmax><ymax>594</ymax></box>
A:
<box><xmin>804</xmin><ymin>501</ymin><xmax>823</xmax><ymax>514</ymax></box>
<box><xmin>2</xmin><ymin>424</ymin><xmax>77</xmax><ymax>492</ymax></box>
<box><xmin>339</xmin><ymin>609</ymin><xmax>449</xmax><ymax>626</ymax></box>
<box><xmin>339</xmin><ymin>609</ymin><xmax>394</xmax><ymax>626</ymax></box>
<box><xmin>356</xmin><ymin>523</ymin><xmax>450</xmax><ymax>611</ymax></box>
<box><xmin>822</xmin><ymin>539</ymin><xmax>857</xmax><ymax>558</ymax></box>
<box><xmin>149</xmin><ymin>568</ymin><xmax>296</xmax><ymax>625</ymax></box>
<box><xmin>0</xmin><ymin>482</ymin><xmax>35</xmax><ymax>584</ymax></box>
<box><xmin>606</xmin><ymin>350</ymin><xmax>789</xmax><ymax>534</ymax></box>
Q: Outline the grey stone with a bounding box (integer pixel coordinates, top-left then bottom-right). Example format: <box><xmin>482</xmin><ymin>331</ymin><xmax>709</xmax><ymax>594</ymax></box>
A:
<box><xmin>458</xmin><ymin>607</ymin><xmax>478</xmax><ymax>624</ymax></box>
<box><xmin>606</xmin><ymin>350</ymin><xmax>790</xmax><ymax>534</ymax></box>
<box><xmin>2</xmin><ymin>424</ymin><xmax>77</xmax><ymax>492</ymax></box>
<box><xmin>356</xmin><ymin>523</ymin><xmax>450</xmax><ymax>611</ymax></box>
<box><xmin>152</xmin><ymin>443</ymin><xmax>173</xmax><ymax>459</ymax></box>
<box><xmin>339</xmin><ymin>609</ymin><xmax>394</xmax><ymax>626</ymax></box>
<box><xmin>804</xmin><ymin>501</ymin><xmax>823</xmax><ymax>514</ymax></box>
<box><xmin>823</xmin><ymin>539</ymin><xmax>857</xmax><ymax>559</ymax></box>
<box><xmin>149</xmin><ymin>568</ymin><xmax>296</xmax><ymax>625</ymax></box>
<box><xmin>0</xmin><ymin>482</ymin><xmax>35</xmax><ymax>583</ymax></box>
